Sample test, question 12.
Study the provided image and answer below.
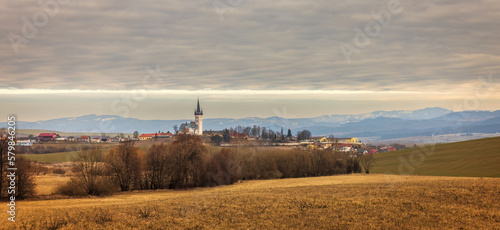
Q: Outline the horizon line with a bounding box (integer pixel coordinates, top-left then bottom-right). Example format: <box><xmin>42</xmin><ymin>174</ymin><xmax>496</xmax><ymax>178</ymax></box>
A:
<box><xmin>14</xmin><ymin>107</ymin><xmax>499</xmax><ymax>123</ymax></box>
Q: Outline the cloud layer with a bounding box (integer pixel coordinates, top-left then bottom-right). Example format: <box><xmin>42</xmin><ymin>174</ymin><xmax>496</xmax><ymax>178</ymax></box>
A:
<box><xmin>1</xmin><ymin>0</ymin><xmax>499</xmax><ymax>94</ymax></box>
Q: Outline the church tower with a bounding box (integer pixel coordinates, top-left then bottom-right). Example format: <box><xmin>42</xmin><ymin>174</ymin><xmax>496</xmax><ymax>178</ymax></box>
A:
<box><xmin>194</xmin><ymin>98</ymin><xmax>203</xmax><ymax>135</ymax></box>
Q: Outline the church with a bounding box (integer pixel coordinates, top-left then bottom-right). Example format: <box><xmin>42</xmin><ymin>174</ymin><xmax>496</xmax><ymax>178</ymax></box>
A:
<box><xmin>193</xmin><ymin>98</ymin><xmax>203</xmax><ymax>135</ymax></box>
<box><xmin>180</xmin><ymin>99</ymin><xmax>204</xmax><ymax>135</ymax></box>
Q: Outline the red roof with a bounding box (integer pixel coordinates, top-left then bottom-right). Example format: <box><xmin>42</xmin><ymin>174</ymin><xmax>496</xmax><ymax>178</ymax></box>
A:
<box><xmin>38</xmin><ymin>133</ymin><xmax>57</xmax><ymax>138</ymax></box>
<box><xmin>157</xmin><ymin>132</ymin><xmax>172</xmax><ymax>136</ymax></box>
<box><xmin>368</xmin><ymin>149</ymin><xmax>379</xmax><ymax>154</ymax></box>
<box><xmin>139</xmin><ymin>134</ymin><xmax>154</xmax><ymax>137</ymax></box>
<box><xmin>81</xmin><ymin>136</ymin><xmax>90</xmax><ymax>139</ymax></box>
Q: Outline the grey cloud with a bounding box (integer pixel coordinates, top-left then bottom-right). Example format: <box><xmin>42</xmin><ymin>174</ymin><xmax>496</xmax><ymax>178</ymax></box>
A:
<box><xmin>0</xmin><ymin>0</ymin><xmax>499</xmax><ymax>92</ymax></box>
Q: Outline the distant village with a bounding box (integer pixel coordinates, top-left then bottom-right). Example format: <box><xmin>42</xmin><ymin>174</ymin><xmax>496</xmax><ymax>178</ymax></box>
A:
<box><xmin>12</xmin><ymin>99</ymin><xmax>406</xmax><ymax>154</ymax></box>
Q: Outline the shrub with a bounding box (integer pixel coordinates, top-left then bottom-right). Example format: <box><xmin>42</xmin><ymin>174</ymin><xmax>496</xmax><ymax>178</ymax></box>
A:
<box><xmin>53</xmin><ymin>168</ymin><xmax>66</xmax><ymax>175</ymax></box>
<box><xmin>55</xmin><ymin>178</ymin><xmax>86</xmax><ymax>196</ymax></box>
<box><xmin>32</xmin><ymin>163</ymin><xmax>50</xmax><ymax>175</ymax></box>
<box><xmin>138</xmin><ymin>205</ymin><xmax>158</xmax><ymax>218</ymax></box>
<box><xmin>55</xmin><ymin>177</ymin><xmax>115</xmax><ymax>197</ymax></box>
<box><xmin>88</xmin><ymin>207</ymin><xmax>113</xmax><ymax>224</ymax></box>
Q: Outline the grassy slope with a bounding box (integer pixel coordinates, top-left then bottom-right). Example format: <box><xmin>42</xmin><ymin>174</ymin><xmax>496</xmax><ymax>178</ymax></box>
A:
<box><xmin>1</xmin><ymin>175</ymin><xmax>499</xmax><ymax>229</ymax></box>
<box><xmin>372</xmin><ymin>136</ymin><xmax>500</xmax><ymax>177</ymax></box>
<box><xmin>23</xmin><ymin>145</ymin><xmax>151</xmax><ymax>163</ymax></box>
<box><xmin>22</xmin><ymin>151</ymin><xmax>82</xmax><ymax>163</ymax></box>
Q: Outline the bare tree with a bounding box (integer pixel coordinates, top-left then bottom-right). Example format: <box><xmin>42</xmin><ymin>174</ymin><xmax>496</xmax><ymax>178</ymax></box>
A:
<box><xmin>106</xmin><ymin>141</ymin><xmax>142</xmax><ymax>191</ymax></box>
<box><xmin>206</xmin><ymin>148</ymin><xmax>240</xmax><ymax>186</ymax></box>
<box><xmin>14</xmin><ymin>157</ymin><xmax>36</xmax><ymax>199</ymax></box>
<box><xmin>359</xmin><ymin>154</ymin><xmax>376</xmax><ymax>174</ymax></box>
<box><xmin>0</xmin><ymin>137</ymin><xmax>35</xmax><ymax>199</ymax></box>
<box><xmin>167</xmin><ymin>134</ymin><xmax>208</xmax><ymax>188</ymax></box>
<box><xmin>143</xmin><ymin>143</ymin><xmax>169</xmax><ymax>189</ymax></box>
<box><xmin>297</xmin><ymin>130</ymin><xmax>312</xmax><ymax>141</ymax></box>
<box><xmin>243</xmin><ymin>126</ymin><xmax>252</xmax><ymax>136</ymax></box>
<box><xmin>133</xmin><ymin>131</ymin><xmax>139</xmax><ymax>139</ymax></box>
<box><xmin>222</xmin><ymin>129</ymin><xmax>230</xmax><ymax>143</ymax></box>
<box><xmin>210</xmin><ymin>135</ymin><xmax>223</xmax><ymax>146</ymax></box>
<box><xmin>72</xmin><ymin>147</ymin><xmax>110</xmax><ymax>195</ymax></box>
<box><xmin>0</xmin><ymin>138</ymin><xmax>7</xmax><ymax>198</ymax></box>
<box><xmin>261</xmin><ymin>127</ymin><xmax>268</xmax><ymax>139</ymax></box>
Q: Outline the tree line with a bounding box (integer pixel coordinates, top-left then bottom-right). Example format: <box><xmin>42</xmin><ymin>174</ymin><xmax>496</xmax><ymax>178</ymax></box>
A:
<box><xmin>17</xmin><ymin>144</ymin><xmax>95</xmax><ymax>155</ymax></box>
<box><xmin>209</xmin><ymin>125</ymin><xmax>313</xmax><ymax>145</ymax></box>
<box><xmin>0</xmin><ymin>138</ymin><xmax>35</xmax><ymax>199</ymax></box>
<box><xmin>57</xmin><ymin>134</ymin><xmax>369</xmax><ymax>197</ymax></box>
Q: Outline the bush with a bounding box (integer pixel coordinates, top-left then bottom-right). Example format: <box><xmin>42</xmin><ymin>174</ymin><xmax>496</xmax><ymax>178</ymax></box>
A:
<box><xmin>88</xmin><ymin>207</ymin><xmax>113</xmax><ymax>224</ymax></box>
<box><xmin>53</xmin><ymin>168</ymin><xmax>66</xmax><ymax>175</ymax></box>
<box><xmin>31</xmin><ymin>163</ymin><xmax>50</xmax><ymax>175</ymax></box>
<box><xmin>55</xmin><ymin>178</ymin><xmax>86</xmax><ymax>196</ymax></box>
<box><xmin>55</xmin><ymin>177</ymin><xmax>116</xmax><ymax>197</ymax></box>
<box><xmin>238</xmin><ymin>148</ymin><xmax>361</xmax><ymax>180</ymax></box>
<box><xmin>138</xmin><ymin>205</ymin><xmax>159</xmax><ymax>218</ymax></box>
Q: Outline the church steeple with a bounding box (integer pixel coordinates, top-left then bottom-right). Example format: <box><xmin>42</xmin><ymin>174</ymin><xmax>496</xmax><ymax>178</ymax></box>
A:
<box><xmin>194</xmin><ymin>98</ymin><xmax>203</xmax><ymax>135</ymax></box>
<box><xmin>195</xmin><ymin>98</ymin><xmax>203</xmax><ymax>115</ymax></box>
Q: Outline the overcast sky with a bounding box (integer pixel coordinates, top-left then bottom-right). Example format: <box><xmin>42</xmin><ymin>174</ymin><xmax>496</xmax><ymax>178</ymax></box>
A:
<box><xmin>1</xmin><ymin>0</ymin><xmax>499</xmax><ymax>121</ymax></box>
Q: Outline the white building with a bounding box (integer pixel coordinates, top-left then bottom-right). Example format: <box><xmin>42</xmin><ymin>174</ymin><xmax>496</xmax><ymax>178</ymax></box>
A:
<box><xmin>194</xmin><ymin>98</ymin><xmax>203</xmax><ymax>135</ymax></box>
<box><xmin>340</xmin><ymin>146</ymin><xmax>353</xmax><ymax>152</ymax></box>
<box><xmin>17</xmin><ymin>140</ymin><xmax>33</xmax><ymax>146</ymax></box>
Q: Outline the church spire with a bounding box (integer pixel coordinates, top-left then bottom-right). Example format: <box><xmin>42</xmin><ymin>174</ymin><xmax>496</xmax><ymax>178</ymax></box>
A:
<box><xmin>195</xmin><ymin>97</ymin><xmax>203</xmax><ymax>115</ymax></box>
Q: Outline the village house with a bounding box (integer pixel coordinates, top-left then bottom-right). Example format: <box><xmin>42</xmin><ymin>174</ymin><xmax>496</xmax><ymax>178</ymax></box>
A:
<box><xmin>16</xmin><ymin>140</ymin><xmax>34</xmax><ymax>146</ymax></box>
<box><xmin>54</xmin><ymin>137</ymin><xmax>67</xmax><ymax>141</ymax></box>
<box><xmin>38</xmin><ymin>133</ymin><xmax>57</xmax><ymax>142</ymax></box>
<box><xmin>90</xmin><ymin>137</ymin><xmax>102</xmax><ymax>143</ymax></box>
<box><xmin>139</xmin><ymin>134</ymin><xmax>153</xmax><ymax>140</ymax></box>
<box><xmin>139</xmin><ymin>132</ymin><xmax>173</xmax><ymax>141</ymax></box>
<box><xmin>156</xmin><ymin>132</ymin><xmax>172</xmax><ymax>138</ymax></box>
<box><xmin>80</xmin><ymin>135</ymin><xmax>90</xmax><ymax>142</ymax></box>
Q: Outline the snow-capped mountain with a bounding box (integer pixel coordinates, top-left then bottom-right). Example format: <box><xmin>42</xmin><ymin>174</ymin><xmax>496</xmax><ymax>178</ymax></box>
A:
<box><xmin>14</xmin><ymin>107</ymin><xmax>500</xmax><ymax>140</ymax></box>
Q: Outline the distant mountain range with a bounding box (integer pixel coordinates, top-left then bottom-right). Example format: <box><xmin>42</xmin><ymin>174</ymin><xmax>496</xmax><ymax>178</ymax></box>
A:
<box><xmin>15</xmin><ymin>107</ymin><xmax>500</xmax><ymax>141</ymax></box>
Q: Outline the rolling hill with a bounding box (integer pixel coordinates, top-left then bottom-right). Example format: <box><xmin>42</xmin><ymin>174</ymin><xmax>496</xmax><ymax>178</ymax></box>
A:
<box><xmin>372</xmin><ymin>136</ymin><xmax>500</xmax><ymax>177</ymax></box>
<box><xmin>10</xmin><ymin>107</ymin><xmax>500</xmax><ymax>141</ymax></box>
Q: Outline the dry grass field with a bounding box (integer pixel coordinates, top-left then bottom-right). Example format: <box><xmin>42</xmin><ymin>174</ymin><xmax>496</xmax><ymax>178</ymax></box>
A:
<box><xmin>1</xmin><ymin>174</ymin><xmax>499</xmax><ymax>229</ymax></box>
<box><xmin>34</xmin><ymin>175</ymin><xmax>71</xmax><ymax>196</ymax></box>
